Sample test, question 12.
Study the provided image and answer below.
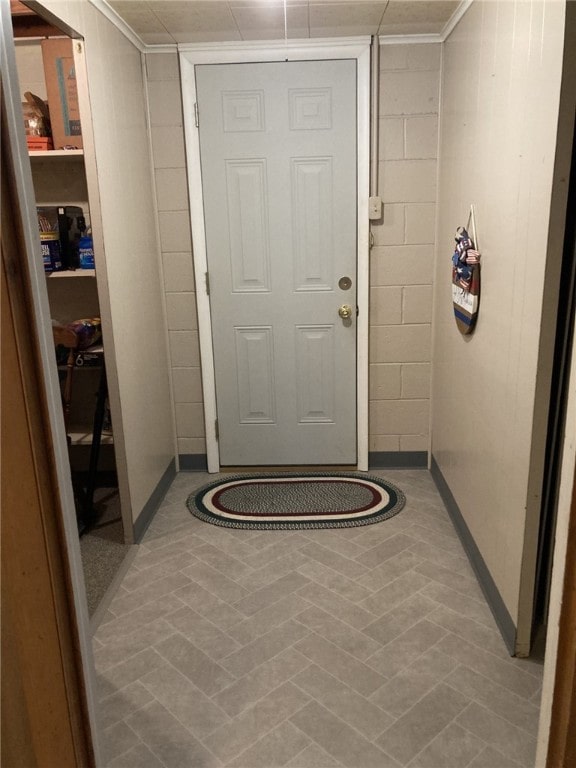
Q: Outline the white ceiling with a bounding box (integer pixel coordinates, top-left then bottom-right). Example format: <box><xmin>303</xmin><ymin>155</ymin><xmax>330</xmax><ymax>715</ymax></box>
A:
<box><xmin>104</xmin><ymin>0</ymin><xmax>462</xmax><ymax>46</ymax></box>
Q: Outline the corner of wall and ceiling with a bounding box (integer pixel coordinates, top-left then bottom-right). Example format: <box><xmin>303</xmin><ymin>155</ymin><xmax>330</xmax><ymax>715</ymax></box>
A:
<box><xmin>440</xmin><ymin>0</ymin><xmax>474</xmax><ymax>42</ymax></box>
<box><xmin>139</xmin><ymin>53</ymin><xmax>181</xmax><ymax>470</ymax></box>
<box><xmin>89</xmin><ymin>0</ymin><xmax>474</xmax><ymax>56</ymax></box>
<box><xmin>87</xmin><ymin>0</ymin><xmax>147</xmax><ymax>52</ymax></box>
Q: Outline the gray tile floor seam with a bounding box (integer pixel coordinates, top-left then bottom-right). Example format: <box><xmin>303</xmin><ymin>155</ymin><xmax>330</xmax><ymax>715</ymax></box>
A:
<box><xmin>138</xmin><ymin>666</ymin><xmax>234</xmax><ymax>750</ymax></box>
<box><xmin>376</xmin><ymin>683</ymin><xmax>473</xmax><ymax>764</ymax></box>
<box><xmin>224</xmin><ymin>718</ymin><xmax>313</xmax><ymax>767</ymax></box>
<box><xmin>286</xmin><ymin>741</ymin><xmax>347</xmax><ymax>767</ymax></box>
<box><xmin>107</xmin><ymin>741</ymin><xmax>166</xmax><ymax>768</ymax></box>
<box><xmin>163</xmin><ymin>605</ymin><xmax>243</xmax><ymax>660</ymax></box>
<box><xmin>426</xmin><ymin>612</ymin><xmax>506</xmax><ymax>662</ymax></box>
<box><xmin>209</xmin><ymin>648</ymin><xmax>313</xmax><ymax>718</ymax></box>
<box><xmin>404</xmin><ymin>720</ymin><xmax>489</xmax><ymax>768</ymax></box>
<box><xmin>199</xmin><ymin>681</ymin><xmax>312</xmax><ymax>763</ymax></box>
<box><xmin>290</xmin><ymin>700</ymin><xmax>400</xmax><ymax>768</ymax></box>
<box><xmin>444</xmin><ymin>666</ymin><xmax>541</xmax><ymax>737</ymax></box>
<box><xmin>138</xmin><ymin>660</ymin><xmax>233</xmax><ymax>741</ymax></box>
<box><xmin>98</xmin><ymin>680</ymin><xmax>156</xmax><ymax>731</ymax></box>
<box><xmin>104</xmin><ymin>738</ymin><xmax>151</xmax><ymax>768</ymax></box>
<box><xmin>437</xmin><ymin>634</ymin><xmax>542</xmax><ymax>698</ymax></box>
<box><xmin>94</xmin><ymin>470</ymin><xmax>543</xmax><ymax>768</ymax></box>
<box><xmin>455</xmin><ymin>700</ymin><xmax>538</xmax><ymax>767</ymax></box>
<box><xmin>125</xmin><ymin>699</ymin><xmax>223</xmax><ymax>767</ymax></box>
<box><xmin>363</xmin><ymin>619</ymin><xmax>448</xmax><ymax>680</ymax></box>
<box><xmin>372</xmin><ymin>660</ymin><xmax>463</xmax><ymax>722</ymax></box>
<box><xmin>94</xmin><ymin>622</ymin><xmax>179</xmax><ymax>675</ymax></box>
<box><xmin>292</xmin><ymin>665</ymin><xmax>392</xmax><ymax>741</ymax></box>
<box><xmin>99</xmin><ymin>719</ymin><xmax>143</xmax><ymax>766</ymax></box>
<box><xmin>455</xmin><ymin>724</ymin><xmax>525</xmax><ymax>768</ymax></box>
<box><xmin>282</xmin><ymin>740</ymin><xmax>331</xmax><ymax>768</ymax></box>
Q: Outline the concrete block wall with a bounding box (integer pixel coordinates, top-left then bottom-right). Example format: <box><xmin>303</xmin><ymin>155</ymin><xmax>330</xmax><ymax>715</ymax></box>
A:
<box><xmin>369</xmin><ymin>43</ymin><xmax>440</xmax><ymax>454</ymax></box>
<box><xmin>145</xmin><ymin>44</ymin><xmax>440</xmax><ymax>463</ymax></box>
<box><xmin>146</xmin><ymin>53</ymin><xmax>206</xmax><ymax>459</ymax></box>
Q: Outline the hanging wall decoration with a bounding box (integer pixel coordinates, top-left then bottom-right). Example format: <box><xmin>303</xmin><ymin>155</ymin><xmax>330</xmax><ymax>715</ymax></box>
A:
<box><xmin>452</xmin><ymin>206</ymin><xmax>481</xmax><ymax>335</ymax></box>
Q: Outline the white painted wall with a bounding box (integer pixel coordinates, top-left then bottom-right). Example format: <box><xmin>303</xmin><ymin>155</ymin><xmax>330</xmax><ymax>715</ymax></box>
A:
<box><xmin>32</xmin><ymin>0</ymin><xmax>174</xmax><ymax>523</ymax></box>
<box><xmin>431</xmin><ymin>0</ymin><xmax>567</xmax><ymax>645</ymax></box>
<box><xmin>14</xmin><ymin>39</ymin><xmax>46</xmax><ymax>98</ymax></box>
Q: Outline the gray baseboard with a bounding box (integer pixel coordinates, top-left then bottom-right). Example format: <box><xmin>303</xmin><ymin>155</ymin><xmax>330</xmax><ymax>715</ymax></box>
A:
<box><xmin>133</xmin><ymin>458</ymin><xmax>176</xmax><ymax>543</ymax></box>
<box><xmin>369</xmin><ymin>451</ymin><xmax>428</xmax><ymax>469</ymax></box>
<box><xmin>180</xmin><ymin>453</ymin><xmax>427</xmax><ymax>471</ymax></box>
<box><xmin>179</xmin><ymin>453</ymin><xmax>427</xmax><ymax>471</ymax></box>
<box><xmin>179</xmin><ymin>454</ymin><xmax>208</xmax><ymax>471</ymax></box>
<box><xmin>430</xmin><ymin>456</ymin><xmax>517</xmax><ymax>656</ymax></box>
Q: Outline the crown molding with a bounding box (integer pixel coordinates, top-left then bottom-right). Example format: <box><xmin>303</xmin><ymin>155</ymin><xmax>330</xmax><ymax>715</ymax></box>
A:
<box><xmin>441</xmin><ymin>0</ymin><xmax>474</xmax><ymax>41</ymax></box>
<box><xmin>378</xmin><ymin>0</ymin><xmax>473</xmax><ymax>45</ymax></box>
<box><xmin>88</xmin><ymin>0</ymin><xmax>146</xmax><ymax>52</ymax></box>
<box><xmin>146</xmin><ymin>35</ymin><xmax>440</xmax><ymax>55</ymax></box>
<box><xmin>377</xmin><ymin>34</ymin><xmax>442</xmax><ymax>45</ymax></box>
<box><xmin>177</xmin><ymin>36</ymin><xmax>371</xmax><ymax>54</ymax></box>
<box><xmin>143</xmin><ymin>44</ymin><xmax>178</xmax><ymax>54</ymax></box>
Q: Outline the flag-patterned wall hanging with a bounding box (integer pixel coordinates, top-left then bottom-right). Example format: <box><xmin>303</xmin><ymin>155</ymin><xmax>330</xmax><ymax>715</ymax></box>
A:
<box><xmin>452</xmin><ymin>207</ymin><xmax>481</xmax><ymax>335</ymax></box>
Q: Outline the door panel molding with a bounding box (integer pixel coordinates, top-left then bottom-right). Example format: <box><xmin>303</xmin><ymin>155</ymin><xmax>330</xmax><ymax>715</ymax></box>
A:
<box><xmin>180</xmin><ymin>38</ymin><xmax>370</xmax><ymax>472</ymax></box>
<box><xmin>295</xmin><ymin>325</ymin><xmax>335</xmax><ymax>423</ymax></box>
<box><xmin>235</xmin><ymin>327</ymin><xmax>276</xmax><ymax>424</ymax></box>
<box><xmin>226</xmin><ymin>159</ymin><xmax>271</xmax><ymax>292</ymax></box>
<box><xmin>292</xmin><ymin>156</ymin><xmax>334</xmax><ymax>291</ymax></box>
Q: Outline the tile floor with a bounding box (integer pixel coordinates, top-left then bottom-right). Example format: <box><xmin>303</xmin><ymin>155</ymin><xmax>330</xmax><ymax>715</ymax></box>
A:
<box><xmin>93</xmin><ymin>470</ymin><xmax>543</xmax><ymax>768</ymax></box>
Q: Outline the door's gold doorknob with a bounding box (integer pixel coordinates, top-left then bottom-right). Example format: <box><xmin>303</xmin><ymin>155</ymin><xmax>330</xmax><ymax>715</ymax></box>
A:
<box><xmin>338</xmin><ymin>304</ymin><xmax>353</xmax><ymax>319</ymax></box>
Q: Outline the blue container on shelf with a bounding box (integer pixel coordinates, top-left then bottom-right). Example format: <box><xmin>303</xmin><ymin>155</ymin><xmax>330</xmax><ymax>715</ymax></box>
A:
<box><xmin>79</xmin><ymin>231</ymin><xmax>95</xmax><ymax>269</ymax></box>
<box><xmin>37</xmin><ymin>207</ymin><xmax>63</xmax><ymax>272</ymax></box>
<box><xmin>40</xmin><ymin>233</ymin><xmax>63</xmax><ymax>272</ymax></box>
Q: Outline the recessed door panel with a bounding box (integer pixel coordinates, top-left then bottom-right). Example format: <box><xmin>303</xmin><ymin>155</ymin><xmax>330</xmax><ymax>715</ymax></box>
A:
<box><xmin>292</xmin><ymin>157</ymin><xmax>334</xmax><ymax>292</ymax></box>
<box><xmin>226</xmin><ymin>160</ymin><xmax>270</xmax><ymax>293</ymax></box>
<box><xmin>222</xmin><ymin>90</ymin><xmax>265</xmax><ymax>132</ymax></box>
<box><xmin>235</xmin><ymin>327</ymin><xmax>276</xmax><ymax>424</ymax></box>
<box><xmin>296</xmin><ymin>325</ymin><xmax>335</xmax><ymax>423</ymax></box>
<box><xmin>289</xmin><ymin>88</ymin><xmax>332</xmax><ymax>131</ymax></box>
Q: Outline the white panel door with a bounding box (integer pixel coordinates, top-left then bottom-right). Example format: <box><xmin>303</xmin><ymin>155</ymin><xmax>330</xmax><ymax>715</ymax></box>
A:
<box><xmin>196</xmin><ymin>60</ymin><xmax>357</xmax><ymax>465</ymax></box>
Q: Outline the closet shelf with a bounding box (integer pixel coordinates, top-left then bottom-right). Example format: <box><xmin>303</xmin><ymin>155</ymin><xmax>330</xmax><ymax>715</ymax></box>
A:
<box><xmin>68</xmin><ymin>427</ymin><xmax>113</xmax><ymax>447</ymax></box>
<box><xmin>47</xmin><ymin>269</ymin><xmax>95</xmax><ymax>278</ymax></box>
<box><xmin>29</xmin><ymin>149</ymin><xmax>84</xmax><ymax>158</ymax></box>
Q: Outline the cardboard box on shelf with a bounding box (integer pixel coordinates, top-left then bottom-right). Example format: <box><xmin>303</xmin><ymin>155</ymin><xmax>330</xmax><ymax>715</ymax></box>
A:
<box><xmin>26</xmin><ymin>136</ymin><xmax>54</xmax><ymax>151</ymax></box>
<box><xmin>41</xmin><ymin>39</ymin><xmax>83</xmax><ymax>150</ymax></box>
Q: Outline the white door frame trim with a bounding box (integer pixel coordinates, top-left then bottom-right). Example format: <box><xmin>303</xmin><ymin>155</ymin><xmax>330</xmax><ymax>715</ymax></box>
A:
<box><xmin>179</xmin><ymin>37</ymin><xmax>370</xmax><ymax>473</ymax></box>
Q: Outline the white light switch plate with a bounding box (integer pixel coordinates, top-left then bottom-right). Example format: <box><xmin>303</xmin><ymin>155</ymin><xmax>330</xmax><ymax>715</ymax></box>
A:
<box><xmin>369</xmin><ymin>196</ymin><xmax>382</xmax><ymax>220</ymax></box>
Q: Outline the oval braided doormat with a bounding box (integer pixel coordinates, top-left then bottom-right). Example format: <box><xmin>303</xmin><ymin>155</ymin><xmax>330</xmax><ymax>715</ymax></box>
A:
<box><xmin>186</xmin><ymin>473</ymin><xmax>405</xmax><ymax>530</ymax></box>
